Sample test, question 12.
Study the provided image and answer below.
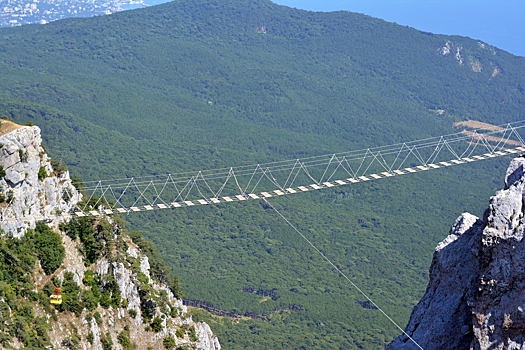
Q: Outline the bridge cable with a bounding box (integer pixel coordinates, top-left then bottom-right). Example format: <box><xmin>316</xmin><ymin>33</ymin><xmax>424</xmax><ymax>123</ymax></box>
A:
<box><xmin>262</xmin><ymin>198</ymin><xmax>425</xmax><ymax>350</ymax></box>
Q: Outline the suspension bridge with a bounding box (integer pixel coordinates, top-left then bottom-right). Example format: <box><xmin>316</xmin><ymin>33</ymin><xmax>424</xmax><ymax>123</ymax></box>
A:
<box><xmin>64</xmin><ymin>120</ymin><xmax>525</xmax><ymax>218</ymax></box>
<box><xmin>3</xmin><ymin>120</ymin><xmax>525</xmax><ymax>223</ymax></box>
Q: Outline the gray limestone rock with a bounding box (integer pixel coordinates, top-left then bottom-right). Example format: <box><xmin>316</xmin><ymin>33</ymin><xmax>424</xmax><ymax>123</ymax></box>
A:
<box><xmin>387</xmin><ymin>157</ymin><xmax>525</xmax><ymax>350</ymax></box>
<box><xmin>0</xmin><ymin>124</ymin><xmax>81</xmax><ymax>236</ymax></box>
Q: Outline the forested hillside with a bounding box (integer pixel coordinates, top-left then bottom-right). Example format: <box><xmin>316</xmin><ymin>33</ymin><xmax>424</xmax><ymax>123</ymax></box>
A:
<box><xmin>0</xmin><ymin>0</ymin><xmax>524</xmax><ymax>348</ymax></box>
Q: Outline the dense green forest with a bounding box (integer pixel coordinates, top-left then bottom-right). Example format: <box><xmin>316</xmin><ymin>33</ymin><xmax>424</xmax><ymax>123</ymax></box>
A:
<box><xmin>0</xmin><ymin>0</ymin><xmax>524</xmax><ymax>348</ymax></box>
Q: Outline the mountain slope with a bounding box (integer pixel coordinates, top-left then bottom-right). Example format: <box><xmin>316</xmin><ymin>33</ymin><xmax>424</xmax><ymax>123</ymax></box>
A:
<box><xmin>0</xmin><ymin>0</ymin><xmax>524</xmax><ymax>156</ymax></box>
<box><xmin>0</xmin><ymin>1</ymin><xmax>524</xmax><ymax>348</ymax></box>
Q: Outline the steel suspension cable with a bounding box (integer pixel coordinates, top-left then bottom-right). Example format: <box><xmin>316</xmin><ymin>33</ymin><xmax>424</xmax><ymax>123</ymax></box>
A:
<box><xmin>262</xmin><ymin>198</ymin><xmax>425</xmax><ymax>350</ymax></box>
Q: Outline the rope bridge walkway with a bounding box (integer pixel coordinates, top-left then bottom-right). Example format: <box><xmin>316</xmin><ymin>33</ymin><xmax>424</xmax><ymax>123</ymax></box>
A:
<box><xmin>7</xmin><ymin>120</ymin><xmax>525</xmax><ymax>222</ymax></box>
<box><xmin>68</xmin><ymin>120</ymin><xmax>525</xmax><ymax>218</ymax></box>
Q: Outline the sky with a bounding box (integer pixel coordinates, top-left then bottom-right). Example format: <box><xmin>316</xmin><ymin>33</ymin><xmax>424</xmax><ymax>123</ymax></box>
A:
<box><xmin>271</xmin><ymin>0</ymin><xmax>524</xmax><ymax>57</ymax></box>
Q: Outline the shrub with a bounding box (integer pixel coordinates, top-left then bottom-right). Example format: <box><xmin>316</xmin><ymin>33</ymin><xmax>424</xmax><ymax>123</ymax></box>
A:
<box><xmin>94</xmin><ymin>312</ymin><xmax>102</xmax><ymax>326</ymax></box>
<box><xmin>151</xmin><ymin>317</ymin><xmax>163</xmax><ymax>333</ymax></box>
<box><xmin>163</xmin><ymin>335</ymin><xmax>176</xmax><ymax>349</ymax></box>
<box><xmin>175</xmin><ymin>328</ymin><xmax>184</xmax><ymax>339</ymax></box>
<box><xmin>0</xmin><ymin>165</ymin><xmax>5</xmax><ymax>178</ymax></box>
<box><xmin>62</xmin><ymin>334</ymin><xmax>81</xmax><ymax>349</ymax></box>
<box><xmin>100</xmin><ymin>332</ymin><xmax>113</xmax><ymax>350</ymax></box>
<box><xmin>60</xmin><ymin>217</ymin><xmax>106</xmax><ymax>264</ymax></box>
<box><xmin>50</xmin><ymin>158</ymin><xmax>68</xmax><ymax>176</ymax></box>
<box><xmin>38</xmin><ymin>166</ymin><xmax>47</xmax><ymax>181</ymax></box>
<box><xmin>59</xmin><ymin>272</ymin><xmax>83</xmax><ymax>316</ymax></box>
<box><xmin>171</xmin><ymin>276</ymin><xmax>184</xmax><ymax>299</ymax></box>
<box><xmin>5</xmin><ymin>190</ymin><xmax>14</xmax><ymax>204</ymax></box>
<box><xmin>87</xmin><ymin>332</ymin><xmax>94</xmax><ymax>345</ymax></box>
<box><xmin>189</xmin><ymin>326</ymin><xmax>198</xmax><ymax>342</ymax></box>
<box><xmin>129</xmin><ymin>309</ymin><xmax>137</xmax><ymax>318</ymax></box>
<box><xmin>117</xmin><ymin>329</ymin><xmax>133</xmax><ymax>349</ymax></box>
<box><xmin>110</xmin><ymin>290</ymin><xmax>121</xmax><ymax>309</ymax></box>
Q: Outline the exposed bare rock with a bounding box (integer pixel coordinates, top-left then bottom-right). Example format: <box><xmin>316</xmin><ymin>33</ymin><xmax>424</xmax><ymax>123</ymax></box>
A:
<box><xmin>387</xmin><ymin>157</ymin><xmax>525</xmax><ymax>349</ymax></box>
<box><xmin>0</xmin><ymin>121</ymin><xmax>81</xmax><ymax>236</ymax></box>
<box><xmin>439</xmin><ymin>41</ymin><xmax>464</xmax><ymax>65</ymax></box>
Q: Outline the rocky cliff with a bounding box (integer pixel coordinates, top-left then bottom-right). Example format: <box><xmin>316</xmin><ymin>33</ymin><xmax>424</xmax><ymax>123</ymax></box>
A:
<box><xmin>387</xmin><ymin>157</ymin><xmax>525</xmax><ymax>350</ymax></box>
<box><xmin>0</xmin><ymin>120</ymin><xmax>81</xmax><ymax>236</ymax></box>
<box><xmin>0</xmin><ymin>121</ymin><xmax>220</xmax><ymax>350</ymax></box>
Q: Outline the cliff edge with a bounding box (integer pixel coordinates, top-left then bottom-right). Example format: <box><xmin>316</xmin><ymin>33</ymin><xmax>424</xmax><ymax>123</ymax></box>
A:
<box><xmin>0</xmin><ymin>121</ymin><xmax>220</xmax><ymax>349</ymax></box>
<box><xmin>387</xmin><ymin>157</ymin><xmax>525</xmax><ymax>349</ymax></box>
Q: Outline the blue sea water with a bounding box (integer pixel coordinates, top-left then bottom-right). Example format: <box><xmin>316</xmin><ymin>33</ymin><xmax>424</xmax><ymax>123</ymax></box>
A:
<box><xmin>120</xmin><ymin>4</ymin><xmax>145</xmax><ymax>10</ymax></box>
<box><xmin>141</xmin><ymin>0</ymin><xmax>523</xmax><ymax>57</ymax></box>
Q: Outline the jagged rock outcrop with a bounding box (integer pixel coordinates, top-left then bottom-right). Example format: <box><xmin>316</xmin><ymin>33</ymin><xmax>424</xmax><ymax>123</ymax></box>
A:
<box><xmin>0</xmin><ymin>121</ymin><xmax>81</xmax><ymax>236</ymax></box>
<box><xmin>387</xmin><ymin>157</ymin><xmax>525</xmax><ymax>350</ymax></box>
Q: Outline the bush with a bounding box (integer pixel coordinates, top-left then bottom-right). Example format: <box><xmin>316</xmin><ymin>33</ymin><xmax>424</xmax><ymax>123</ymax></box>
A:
<box><xmin>94</xmin><ymin>312</ymin><xmax>102</xmax><ymax>326</ymax></box>
<box><xmin>59</xmin><ymin>272</ymin><xmax>83</xmax><ymax>316</ymax></box>
<box><xmin>117</xmin><ymin>329</ymin><xmax>133</xmax><ymax>349</ymax></box>
<box><xmin>151</xmin><ymin>317</ymin><xmax>163</xmax><ymax>333</ymax></box>
<box><xmin>171</xmin><ymin>276</ymin><xmax>184</xmax><ymax>299</ymax></box>
<box><xmin>38</xmin><ymin>166</ymin><xmax>47</xmax><ymax>181</ymax></box>
<box><xmin>62</xmin><ymin>334</ymin><xmax>81</xmax><ymax>349</ymax></box>
<box><xmin>82</xmin><ymin>290</ymin><xmax>98</xmax><ymax>311</ymax></box>
<box><xmin>129</xmin><ymin>309</ymin><xmax>137</xmax><ymax>318</ymax></box>
<box><xmin>99</xmin><ymin>291</ymin><xmax>111</xmax><ymax>309</ymax></box>
<box><xmin>175</xmin><ymin>328</ymin><xmax>184</xmax><ymax>339</ymax></box>
<box><xmin>110</xmin><ymin>290</ymin><xmax>121</xmax><ymax>309</ymax></box>
<box><xmin>50</xmin><ymin>158</ymin><xmax>68</xmax><ymax>176</ymax></box>
<box><xmin>60</xmin><ymin>217</ymin><xmax>101</xmax><ymax>263</ymax></box>
<box><xmin>5</xmin><ymin>190</ymin><xmax>14</xmax><ymax>204</ymax></box>
<box><xmin>100</xmin><ymin>332</ymin><xmax>113</xmax><ymax>350</ymax></box>
<box><xmin>189</xmin><ymin>326</ymin><xmax>198</xmax><ymax>342</ymax></box>
<box><xmin>87</xmin><ymin>332</ymin><xmax>94</xmax><ymax>345</ymax></box>
<box><xmin>163</xmin><ymin>335</ymin><xmax>176</xmax><ymax>349</ymax></box>
<box><xmin>0</xmin><ymin>165</ymin><xmax>5</xmax><ymax>178</ymax></box>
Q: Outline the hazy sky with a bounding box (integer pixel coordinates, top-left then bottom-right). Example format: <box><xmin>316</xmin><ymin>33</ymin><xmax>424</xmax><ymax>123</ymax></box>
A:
<box><xmin>271</xmin><ymin>0</ymin><xmax>524</xmax><ymax>57</ymax></box>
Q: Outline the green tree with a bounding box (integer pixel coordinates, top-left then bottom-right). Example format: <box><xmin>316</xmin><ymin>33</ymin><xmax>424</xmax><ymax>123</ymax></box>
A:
<box><xmin>34</xmin><ymin>222</ymin><xmax>65</xmax><ymax>275</ymax></box>
<box><xmin>99</xmin><ymin>291</ymin><xmax>111</xmax><ymax>309</ymax></box>
<box><xmin>81</xmin><ymin>289</ymin><xmax>98</xmax><ymax>311</ymax></box>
